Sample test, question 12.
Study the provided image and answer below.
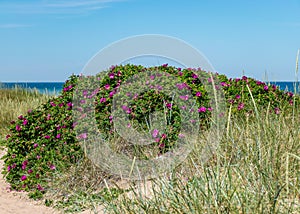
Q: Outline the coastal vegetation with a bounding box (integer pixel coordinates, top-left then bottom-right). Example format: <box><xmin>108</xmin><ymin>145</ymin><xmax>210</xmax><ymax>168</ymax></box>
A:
<box><xmin>0</xmin><ymin>64</ymin><xmax>299</xmax><ymax>213</ymax></box>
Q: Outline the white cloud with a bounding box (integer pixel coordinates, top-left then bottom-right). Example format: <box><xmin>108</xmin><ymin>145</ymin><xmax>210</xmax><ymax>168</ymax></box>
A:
<box><xmin>1</xmin><ymin>0</ymin><xmax>124</xmax><ymax>15</ymax></box>
<box><xmin>0</xmin><ymin>24</ymin><xmax>32</xmax><ymax>28</ymax></box>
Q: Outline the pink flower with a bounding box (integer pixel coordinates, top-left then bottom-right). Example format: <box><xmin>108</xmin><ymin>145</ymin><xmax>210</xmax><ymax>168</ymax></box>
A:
<box><xmin>196</xmin><ymin>92</ymin><xmax>202</xmax><ymax>97</ymax></box>
<box><xmin>191</xmin><ymin>73</ymin><xmax>198</xmax><ymax>79</ymax></box>
<box><xmin>155</xmin><ymin>138</ymin><xmax>160</xmax><ymax>143</ymax></box>
<box><xmin>152</xmin><ymin>129</ymin><xmax>159</xmax><ymax>138</ymax></box>
<box><xmin>67</xmin><ymin>102</ymin><xmax>73</xmax><ymax>107</ymax></box>
<box><xmin>23</xmin><ymin>120</ymin><xmax>28</xmax><ymax>126</ymax></box>
<box><xmin>264</xmin><ymin>85</ymin><xmax>269</xmax><ymax>91</ymax></box>
<box><xmin>78</xmin><ymin>133</ymin><xmax>87</xmax><ymax>139</ymax></box>
<box><xmin>45</xmin><ymin>135</ymin><xmax>50</xmax><ymax>139</ymax></box>
<box><xmin>178</xmin><ymin>71</ymin><xmax>183</xmax><ymax>76</ymax></box>
<box><xmin>16</xmin><ymin>125</ymin><xmax>21</xmax><ymax>132</ymax></box>
<box><xmin>161</xmin><ymin>134</ymin><xmax>167</xmax><ymax>139</ymax></box>
<box><xmin>50</xmin><ymin>101</ymin><xmax>56</xmax><ymax>107</ymax></box>
<box><xmin>46</xmin><ymin>114</ymin><xmax>51</xmax><ymax>120</ymax></box>
<box><xmin>235</xmin><ymin>94</ymin><xmax>241</xmax><ymax>100</ymax></box>
<box><xmin>21</xmin><ymin>175</ymin><xmax>27</xmax><ymax>181</ymax></box>
<box><xmin>179</xmin><ymin>95</ymin><xmax>189</xmax><ymax>100</ymax></box>
<box><xmin>56</xmin><ymin>134</ymin><xmax>61</xmax><ymax>139</ymax></box>
<box><xmin>238</xmin><ymin>103</ymin><xmax>245</xmax><ymax>110</ymax></box>
<box><xmin>7</xmin><ymin>165</ymin><xmax>11</xmax><ymax>172</ymax></box>
<box><xmin>18</xmin><ymin>115</ymin><xmax>24</xmax><ymax>120</ymax></box>
<box><xmin>28</xmin><ymin>169</ymin><xmax>33</xmax><ymax>174</ymax></box>
<box><xmin>36</xmin><ymin>155</ymin><xmax>41</xmax><ymax>160</ymax></box>
<box><xmin>6</xmin><ymin>134</ymin><xmax>11</xmax><ymax>140</ymax></box>
<box><xmin>37</xmin><ymin>184</ymin><xmax>44</xmax><ymax>191</ymax></box>
<box><xmin>104</xmin><ymin>84</ymin><xmax>110</xmax><ymax>90</ymax></box>
<box><xmin>100</xmin><ymin>97</ymin><xmax>106</xmax><ymax>103</ymax></box>
<box><xmin>274</xmin><ymin>107</ymin><xmax>280</xmax><ymax>115</ymax></box>
<box><xmin>49</xmin><ymin>164</ymin><xmax>56</xmax><ymax>170</ymax></box>
<box><xmin>166</xmin><ymin>103</ymin><xmax>172</xmax><ymax>109</ymax></box>
<box><xmin>178</xmin><ymin>133</ymin><xmax>185</xmax><ymax>138</ymax></box>
<box><xmin>109</xmin><ymin>73</ymin><xmax>115</xmax><ymax>79</ymax></box>
<box><xmin>198</xmin><ymin>107</ymin><xmax>207</xmax><ymax>113</ymax></box>
<box><xmin>159</xmin><ymin>143</ymin><xmax>165</xmax><ymax>148</ymax></box>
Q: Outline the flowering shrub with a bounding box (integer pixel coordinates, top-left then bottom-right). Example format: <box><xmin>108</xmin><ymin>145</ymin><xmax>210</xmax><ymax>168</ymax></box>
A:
<box><xmin>1</xmin><ymin>64</ymin><xmax>298</xmax><ymax>199</ymax></box>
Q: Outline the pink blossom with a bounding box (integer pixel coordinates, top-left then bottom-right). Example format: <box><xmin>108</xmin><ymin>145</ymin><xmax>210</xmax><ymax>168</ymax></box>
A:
<box><xmin>100</xmin><ymin>97</ymin><xmax>106</xmax><ymax>103</ymax></box>
<box><xmin>159</xmin><ymin>143</ymin><xmax>165</xmax><ymax>148</ymax></box>
<box><xmin>274</xmin><ymin>107</ymin><xmax>280</xmax><ymax>115</ymax></box>
<box><xmin>7</xmin><ymin>165</ymin><xmax>11</xmax><ymax>172</ymax></box>
<box><xmin>238</xmin><ymin>103</ymin><xmax>245</xmax><ymax>110</ymax></box>
<box><xmin>78</xmin><ymin>133</ymin><xmax>87</xmax><ymax>139</ymax></box>
<box><xmin>166</xmin><ymin>103</ymin><xmax>172</xmax><ymax>109</ymax></box>
<box><xmin>36</xmin><ymin>155</ymin><xmax>41</xmax><ymax>160</ymax></box>
<box><xmin>37</xmin><ymin>184</ymin><xmax>44</xmax><ymax>191</ymax></box>
<box><xmin>21</xmin><ymin>175</ymin><xmax>27</xmax><ymax>181</ymax></box>
<box><xmin>109</xmin><ymin>73</ymin><xmax>115</xmax><ymax>79</ymax></box>
<box><xmin>44</xmin><ymin>135</ymin><xmax>50</xmax><ymax>139</ymax></box>
<box><xmin>152</xmin><ymin>129</ymin><xmax>159</xmax><ymax>138</ymax></box>
<box><xmin>235</xmin><ymin>94</ymin><xmax>241</xmax><ymax>100</ymax></box>
<box><xmin>196</xmin><ymin>92</ymin><xmax>202</xmax><ymax>97</ymax></box>
<box><xmin>198</xmin><ymin>107</ymin><xmax>207</xmax><ymax>113</ymax></box>
<box><xmin>104</xmin><ymin>84</ymin><xmax>110</xmax><ymax>90</ymax></box>
<box><xmin>179</xmin><ymin>95</ymin><xmax>189</xmax><ymax>101</ymax></box>
<box><xmin>34</xmin><ymin>143</ymin><xmax>38</xmax><ymax>148</ymax></box>
<box><xmin>49</xmin><ymin>164</ymin><xmax>56</xmax><ymax>170</ymax></box>
<box><xmin>16</xmin><ymin>125</ymin><xmax>21</xmax><ymax>132</ymax></box>
<box><xmin>155</xmin><ymin>138</ymin><xmax>160</xmax><ymax>143</ymax></box>
<box><xmin>28</xmin><ymin>169</ymin><xmax>33</xmax><ymax>174</ymax></box>
<box><xmin>264</xmin><ymin>85</ymin><xmax>269</xmax><ymax>91</ymax></box>
<box><xmin>23</xmin><ymin>120</ymin><xmax>28</xmax><ymax>126</ymax></box>
<box><xmin>56</xmin><ymin>134</ymin><xmax>61</xmax><ymax>139</ymax></box>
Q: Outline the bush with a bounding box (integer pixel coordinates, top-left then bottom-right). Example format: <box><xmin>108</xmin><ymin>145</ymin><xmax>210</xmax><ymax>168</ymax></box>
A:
<box><xmin>1</xmin><ymin>64</ymin><xmax>298</xmax><ymax>199</ymax></box>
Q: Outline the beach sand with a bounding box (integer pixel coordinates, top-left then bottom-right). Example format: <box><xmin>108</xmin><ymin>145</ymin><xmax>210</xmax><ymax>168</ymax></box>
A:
<box><xmin>0</xmin><ymin>149</ymin><xmax>57</xmax><ymax>214</ymax></box>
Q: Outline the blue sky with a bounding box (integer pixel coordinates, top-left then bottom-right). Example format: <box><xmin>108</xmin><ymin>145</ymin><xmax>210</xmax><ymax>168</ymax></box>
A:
<box><xmin>0</xmin><ymin>0</ymin><xmax>299</xmax><ymax>82</ymax></box>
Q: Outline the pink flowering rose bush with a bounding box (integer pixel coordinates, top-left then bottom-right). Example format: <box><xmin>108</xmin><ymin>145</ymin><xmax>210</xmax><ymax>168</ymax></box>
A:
<box><xmin>1</xmin><ymin>64</ymin><xmax>297</xmax><ymax>200</ymax></box>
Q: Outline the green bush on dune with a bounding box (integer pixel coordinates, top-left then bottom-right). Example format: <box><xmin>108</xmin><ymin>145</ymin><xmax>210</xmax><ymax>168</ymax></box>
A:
<box><xmin>1</xmin><ymin>64</ymin><xmax>297</xmax><ymax>199</ymax></box>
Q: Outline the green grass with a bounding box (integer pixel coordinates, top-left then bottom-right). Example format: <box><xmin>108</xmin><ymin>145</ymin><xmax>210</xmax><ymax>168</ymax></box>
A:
<box><xmin>0</xmin><ymin>77</ymin><xmax>299</xmax><ymax>213</ymax></box>
<box><xmin>0</xmin><ymin>86</ymin><xmax>53</xmax><ymax>137</ymax></box>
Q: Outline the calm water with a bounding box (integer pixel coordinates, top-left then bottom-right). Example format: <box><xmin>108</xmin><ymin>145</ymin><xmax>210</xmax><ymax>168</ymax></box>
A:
<box><xmin>0</xmin><ymin>82</ymin><xmax>64</xmax><ymax>95</ymax></box>
<box><xmin>0</xmin><ymin>81</ymin><xmax>299</xmax><ymax>95</ymax></box>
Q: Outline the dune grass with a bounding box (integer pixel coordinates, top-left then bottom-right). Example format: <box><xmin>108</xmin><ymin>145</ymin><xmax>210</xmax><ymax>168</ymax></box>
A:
<box><xmin>0</xmin><ymin>86</ymin><xmax>53</xmax><ymax>138</ymax></box>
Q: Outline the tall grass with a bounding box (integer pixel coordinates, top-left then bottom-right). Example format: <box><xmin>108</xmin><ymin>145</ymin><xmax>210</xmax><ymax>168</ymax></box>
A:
<box><xmin>0</xmin><ymin>86</ymin><xmax>53</xmax><ymax>137</ymax></box>
<box><xmin>105</xmin><ymin>104</ymin><xmax>300</xmax><ymax>213</ymax></box>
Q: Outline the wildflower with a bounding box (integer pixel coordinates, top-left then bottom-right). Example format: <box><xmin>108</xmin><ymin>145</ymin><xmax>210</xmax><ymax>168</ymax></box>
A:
<box><xmin>109</xmin><ymin>73</ymin><xmax>115</xmax><ymax>79</ymax></box>
<box><xmin>46</xmin><ymin>114</ymin><xmax>51</xmax><ymax>120</ymax></box>
<box><xmin>44</xmin><ymin>135</ymin><xmax>50</xmax><ymax>139</ymax></box>
<box><xmin>191</xmin><ymin>73</ymin><xmax>198</xmax><ymax>79</ymax></box>
<box><xmin>256</xmin><ymin>81</ymin><xmax>263</xmax><ymax>85</ymax></box>
<box><xmin>221</xmin><ymin>82</ymin><xmax>227</xmax><ymax>87</ymax></box>
<box><xmin>178</xmin><ymin>133</ymin><xmax>185</xmax><ymax>138</ymax></box>
<box><xmin>150</xmin><ymin>75</ymin><xmax>155</xmax><ymax>80</ymax></box>
<box><xmin>274</xmin><ymin>107</ymin><xmax>280</xmax><ymax>115</ymax></box>
<box><xmin>28</xmin><ymin>169</ymin><xmax>33</xmax><ymax>174</ymax></box>
<box><xmin>22</xmin><ymin>119</ymin><xmax>28</xmax><ymax>126</ymax></box>
<box><xmin>179</xmin><ymin>95</ymin><xmax>189</xmax><ymax>101</ymax></box>
<box><xmin>264</xmin><ymin>85</ymin><xmax>269</xmax><ymax>91</ymax></box>
<box><xmin>235</xmin><ymin>78</ymin><xmax>240</xmax><ymax>82</ymax></box>
<box><xmin>235</xmin><ymin>94</ymin><xmax>241</xmax><ymax>100</ymax></box>
<box><xmin>78</xmin><ymin>133</ymin><xmax>87</xmax><ymax>139</ymax></box>
<box><xmin>181</xmin><ymin>106</ymin><xmax>187</xmax><ymax>110</ymax></box>
<box><xmin>208</xmin><ymin>107</ymin><xmax>213</xmax><ymax>111</ymax></box>
<box><xmin>16</xmin><ymin>125</ymin><xmax>21</xmax><ymax>132</ymax></box>
<box><xmin>6</xmin><ymin>134</ymin><xmax>11</xmax><ymax>140</ymax></box>
<box><xmin>80</xmin><ymin>99</ymin><xmax>86</xmax><ymax>104</ymax></box>
<box><xmin>198</xmin><ymin>107</ymin><xmax>207</xmax><ymax>113</ymax></box>
<box><xmin>155</xmin><ymin>138</ymin><xmax>160</xmax><ymax>143</ymax></box>
<box><xmin>104</xmin><ymin>84</ymin><xmax>110</xmax><ymax>90</ymax></box>
<box><xmin>21</xmin><ymin>175</ymin><xmax>27</xmax><ymax>181</ymax></box>
<box><xmin>238</xmin><ymin>103</ymin><xmax>245</xmax><ymax>110</ymax></box>
<box><xmin>117</xmin><ymin>71</ymin><xmax>122</xmax><ymax>76</ymax></box>
<box><xmin>11</xmin><ymin>154</ymin><xmax>16</xmax><ymax>159</ymax></box>
<box><xmin>49</xmin><ymin>164</ymin><xmax>56</xmax><ymax>170</ymax></box>
<box><xmin>56</xmin><ymin>134</ymin><xmax>61</xmax><ymax>139</ymax></box>
<box><xmin>178</xmin><ymin>68</ymin><xmax>181</xmax><ymax>71</ymax></box>
<box><xmin>109</xmin><ymin>91</ymin><xmax>115</xmax><ymax>98</ymax></box>
<box><xmin>208</xmin><ymin>77</ymin><xmax>212</xmax><ymax>83</ymax></box>
<box><xmin>196</xmin><ymin>92</ymin><xmax>202</xmax><ymax>97</ymax></box>
<box><xmin>100</xmin><ymin>97</ymin><xmax>106</xmax><ymax>103</ymax></box>
<box><xmin>33</xmin><ymin>143</ymin><xmax>38</xmax><ymax>148</ymax></box>
<box><xmin>152</xmin><ymin>129</ymin><xmax>159</xmax><ymax>138</ymax></box>
<box><xmin>37</xmin><ymin>184</ymin><xmax>44</xmax><ymax>191</ymax></box>
<box><xmin>7</xmin><ymin>165</ymin><xmax>11</xmax><ymax>172</ymax></box>
<box><xmin>289</xmin><ymin>99</ymin><xmax>293</xmax><ymax>106</ymax></box>
<box><xmin>166</xmin><ymin>103</ymin><xmax>172</xmax><ymax>109</ymax></box>
<box><xmin>242</xmin><ymin>76</ymin><xmax>247</xmax><ymax>81</ymax></box>
<box><xmin>50</xmin><ymin>101</ymin><xmax>56</xmax><ymax>107</ymax></box>
<box><xmin>161</xmin><ymin>134</ymin><xmax>167</xmax><ymax>139</ymax></box>
<box><xmin>36</xmin><ymin>174</ymin><xmax>40</xmax><ymax>178</ymax></box>
<box><xmin>36</xmin><ymin>155</ymin><xmax>41</xmax><ymax>159</ymax></box>
<box><xmin>127</xmin><ymin>123</ymin><xmax>131</xmax><ymax>128</ymax></box>
<box><xmin>159</xmin><ymin>143</ymin><xmax>165</xmax><ymax>148</ymax></box>
<box><xmin>12</xmin><ymin>163</ymin><xmax>16</xmax><ymax>168</ymax></box>
<box><xmin>178</xmin><ymin>71</ymin><xmax>183</xmax><ymax>76</ymax></box>
<box><xmin>22</xmin><ymin>165</ymin><xmax>26</xmax><ymax>170</ymax></box>
<box><xmin>18</xmin><ymin>115</ymin><xmax>23</xmax><ymax>120</ymax></box>
<box><xmin>67</xmin><ymin>102</ymin><xmax>73</xmax><ymax>107</ymax></box>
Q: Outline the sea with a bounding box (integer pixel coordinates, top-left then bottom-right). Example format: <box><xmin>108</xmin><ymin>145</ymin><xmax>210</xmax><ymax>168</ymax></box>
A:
<box><xmin>0</xmin><ymin>81</ymin><xmax>299</xmax><ymax>95</ymax></box>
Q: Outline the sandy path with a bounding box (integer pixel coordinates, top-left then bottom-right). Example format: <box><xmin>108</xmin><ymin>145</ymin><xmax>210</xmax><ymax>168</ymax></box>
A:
<box><xmin>0</xmin><ymin>148</ymin><xmax>58</xmax><ymax>214</ymax></box>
